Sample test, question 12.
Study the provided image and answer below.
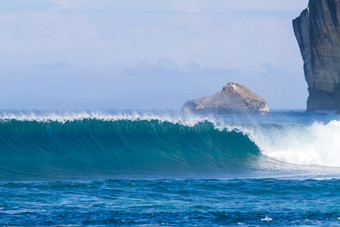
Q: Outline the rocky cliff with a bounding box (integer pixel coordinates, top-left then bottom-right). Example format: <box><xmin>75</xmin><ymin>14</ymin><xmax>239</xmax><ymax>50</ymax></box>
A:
<box><xmin>293</xmin><ymin>0</ymin><xmax>340</xmax><ymax>112</ymax></box>
<box><xmin>183</xmin><ymin>82</ymin><xmax>269</xmax><ymax>114</ymax></box>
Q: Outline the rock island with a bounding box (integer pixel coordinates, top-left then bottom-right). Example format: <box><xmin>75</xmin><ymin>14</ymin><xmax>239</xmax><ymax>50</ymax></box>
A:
<box><xmin>183</xmin><ymin>82</ymin><xmax>269</xmax><ymax>114</ymax></box>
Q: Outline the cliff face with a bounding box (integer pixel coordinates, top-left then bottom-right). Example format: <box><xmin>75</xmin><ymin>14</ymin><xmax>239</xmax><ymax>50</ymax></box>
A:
<box><xmin>293</xmin><ymin>0</ymin><xmax>340</xmax><ymax>112</ymax></box>
<box><xmin>182</xmin><ymin>82</ymin><xmax>269</xmax><ymax>114</ymax></box>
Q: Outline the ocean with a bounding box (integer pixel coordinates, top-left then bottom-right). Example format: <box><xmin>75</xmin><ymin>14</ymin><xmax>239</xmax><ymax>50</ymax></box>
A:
<box><xmin>0</xmin><ymin>110</ymin><xmax>340</xmax><ymax>225</ymax></box>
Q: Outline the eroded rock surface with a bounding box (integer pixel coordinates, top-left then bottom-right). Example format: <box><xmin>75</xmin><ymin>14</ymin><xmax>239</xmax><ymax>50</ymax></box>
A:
<box><xmin>293</xmin><ymin>0</ymin><xmax>340</xmax><ymax>112</ymax></box>
<box><xmin>183</xmin><ymin>82</ymin><xmax>269</xmax><ymax>114</ymax></box>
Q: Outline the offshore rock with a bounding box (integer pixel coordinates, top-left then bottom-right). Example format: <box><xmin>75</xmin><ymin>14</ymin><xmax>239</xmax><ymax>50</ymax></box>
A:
<box><xmin>183</xmin><ymin>82</ymin><xmax>269</xmax><ymax>114</ymax></box>
<box><xmin>293</xmin><ymin>0</ymin><xmax>340</xmax><ymax>112</ymax></box>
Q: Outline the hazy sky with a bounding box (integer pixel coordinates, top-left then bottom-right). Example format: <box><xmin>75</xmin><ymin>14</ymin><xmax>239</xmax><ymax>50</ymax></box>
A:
<box><xmin>0</xmin><ymin>0</ymin><xmax>309</xmax><ymax>110</ymax></box>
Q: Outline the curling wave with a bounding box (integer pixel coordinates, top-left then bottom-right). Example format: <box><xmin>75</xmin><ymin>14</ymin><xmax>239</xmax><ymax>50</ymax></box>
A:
<box><xmin>0</xmin><ymin>114</ymin><xmax>260</xmax><ymax>179</ymax></box>
<box><xmin>0</xmin><ymin>111</ymin><xmax>340</xmax><ymax>179</ymax></box>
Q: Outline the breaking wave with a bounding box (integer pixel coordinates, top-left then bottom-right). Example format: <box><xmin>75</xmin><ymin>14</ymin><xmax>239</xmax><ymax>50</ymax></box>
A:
<box><xmin>0</xmin><ymin>111</ymin><xmax>339</xmax><ymax>179</ymax></box>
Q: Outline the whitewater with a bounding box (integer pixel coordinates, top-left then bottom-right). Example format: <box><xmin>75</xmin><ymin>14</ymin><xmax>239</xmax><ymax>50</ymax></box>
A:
<box><xmin>2</xmin><ymin>110</ymin><xmax>340</xmax><ymax>225</ymax></box>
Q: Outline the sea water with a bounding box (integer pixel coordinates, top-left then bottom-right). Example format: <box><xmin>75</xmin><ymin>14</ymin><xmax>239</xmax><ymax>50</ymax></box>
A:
<box><xmin>0</xmin><ymin>110</ymin><xmax>340</xmax><ymax>225</ymax></box>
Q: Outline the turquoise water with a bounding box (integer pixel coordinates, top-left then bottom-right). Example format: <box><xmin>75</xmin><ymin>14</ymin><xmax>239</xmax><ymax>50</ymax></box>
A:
<box><xmin>1</xmin><ymin>110</ymin><xmax>340</xmax><ymax>225</ymax></box>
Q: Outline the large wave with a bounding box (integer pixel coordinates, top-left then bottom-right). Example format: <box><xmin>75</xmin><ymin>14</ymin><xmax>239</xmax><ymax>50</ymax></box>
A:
<box><xmin>0</xmin><ymin>111</ymin><xmax>339</xmax><ymax>179</ymax></box>
<box><xmin>0</xmin><ymin>112</ymin><xmax>261</xmax><ymax>179</ymax></box>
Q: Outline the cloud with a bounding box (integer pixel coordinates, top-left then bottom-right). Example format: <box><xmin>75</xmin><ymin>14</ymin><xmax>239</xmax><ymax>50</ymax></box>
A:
<box><xmin>197</xmin><ymin>0</ymin><xmax>308</xmax><ymax>11</ymax></box>
<box><xmin>0</xmin><ymin>0</ymin><xmax>305</xmax><ymax>69</ymax></box>
<box><xmin>50</xmin><ymin>0</ymin><xmax>308</xmax><ymax>14</ymax></box>
<box><xmin>0</xmin><ymin>0</ymin><xmax>309</xmax><ymax>109</ymax></box>
<box><xmin>0</xmin><ymin>11</ymin><xmax>107</xmax><ymax>53</ymax></box>
<box><xmin>260</xmin><ymin>63</ymin><xmax>286</xmax><ymax>77</ymax></box>
<box><xmin>0</xmin><ymin>0</ymin><xmax>56</xmax><ymax>13</ymax></box>
<box><xmin>38</xmin><ymin>61</ymin><xmax>70</xmax><ymax>70</ymax></box>
<box><xmin>122</xmin><ymin>58</ymin><xmax>239</xmax><ymax>77</ymax></box>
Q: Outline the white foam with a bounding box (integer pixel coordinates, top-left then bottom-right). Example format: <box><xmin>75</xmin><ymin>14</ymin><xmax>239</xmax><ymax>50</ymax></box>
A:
<box><xmin>0</xmin><ymin>111</ymin><xmax>220</xmax><ymax>127</ymax></box>
<box><xmin>261</xmin><ymin>216</ymin><xmax>272</xmax><ymax>222</ymax></box>
<box><xmin>241</xmin><ymin>120</ymin><xmax>340</xmax><ymax>167</ymax></box>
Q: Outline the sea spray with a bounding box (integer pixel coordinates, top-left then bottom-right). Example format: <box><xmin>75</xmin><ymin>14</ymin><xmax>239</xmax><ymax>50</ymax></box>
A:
<box><xmin>242</xmin><ymin>120</ymin><xmax>340</xmax><ymax>167</ymax></box>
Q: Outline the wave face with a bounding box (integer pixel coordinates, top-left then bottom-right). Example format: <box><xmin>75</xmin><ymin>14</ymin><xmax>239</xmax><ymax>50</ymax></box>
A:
<box><xmin>1</xmin><ymin>111</ymin><xmax>340</xmax><ymax>180</ymax></box>
<box><xmin>0</xmin><ymin>114</ymin><xmax>261</xmax><ymax>179</ymax></box>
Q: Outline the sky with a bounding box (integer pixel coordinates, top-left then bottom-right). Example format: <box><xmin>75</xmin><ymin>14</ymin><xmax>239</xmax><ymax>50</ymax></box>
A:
<box><xmin>0</xmin><ymin>0</ymin><xmax>310</xmax><ymax>110</ymax></box>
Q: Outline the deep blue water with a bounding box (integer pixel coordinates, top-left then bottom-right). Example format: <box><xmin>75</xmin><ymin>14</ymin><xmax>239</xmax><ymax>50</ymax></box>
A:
<box><xmin>1</xmin><ymin>110</ymin><xmax>340</xmax><ymax>225</ymax></box>
<box><xmin>2</xmin><ymin>179</ymin><xmax>340</xmax><ymax>226</ymax></box>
